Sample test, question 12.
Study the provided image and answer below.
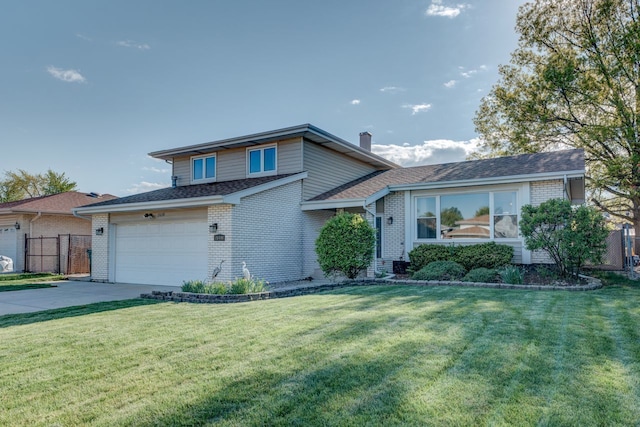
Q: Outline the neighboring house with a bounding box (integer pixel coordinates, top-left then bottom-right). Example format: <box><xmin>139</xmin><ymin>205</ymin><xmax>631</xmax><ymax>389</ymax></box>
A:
<box><xmin>0</xmin><ymin>191</ymin><xmax>117</xmax><ymax>273</ymax></box>
<box><xmin>73</xmin><ymin>124</ymin><xmax>585</xmax><ymax>286</ymax></box>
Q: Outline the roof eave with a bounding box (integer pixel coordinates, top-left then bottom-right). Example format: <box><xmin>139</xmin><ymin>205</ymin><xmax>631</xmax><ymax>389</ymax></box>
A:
<box><xmin>389</xmin><ymin>170</ymin><xmax>585</xmax><ymax>191</ymax></box>
<box><xmin>74</xmin><ymin>172</ymin><xmax>308</xmax><ymax>215</ymax></box>
<box><xmin>149</xmin><ymin>124</ymin><xmax>400</xmax><ymax>170</ymax></box>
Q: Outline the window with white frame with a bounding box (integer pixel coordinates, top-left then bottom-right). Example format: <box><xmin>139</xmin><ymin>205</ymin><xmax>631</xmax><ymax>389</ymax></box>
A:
<box><xmin>192</xmin><ymin>154</ymin><xmax>216</xmax><ymax>182</ymax></box>
<box><xmin>247</xmin><ymin>145</ymin><xmax>277</xmax><ymax>176</ymax></box>
<box><xmin>415</xmin><ymin>190</ymin><xmax>518</xmax><ymax>240</ymax></box>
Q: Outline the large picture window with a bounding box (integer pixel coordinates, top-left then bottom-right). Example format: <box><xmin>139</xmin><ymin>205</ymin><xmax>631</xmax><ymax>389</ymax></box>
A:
<box><xmin>192</xmin><ymin>154</ymin><xmax>216</xmax><ymax>182</ymax></box>
<box><xmin>248</xmin><ymin>145</ymin><xmax>277</xmax><ymax>176</ymax></box>
<box><xmin>415</xmin><ymin>191</ymin><xmax>518</xmax><ymax>240</ymax></box>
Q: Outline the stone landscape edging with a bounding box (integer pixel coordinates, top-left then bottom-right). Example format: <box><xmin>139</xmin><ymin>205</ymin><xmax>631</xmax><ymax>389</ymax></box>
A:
<box><xmin>140</xmin><ymin>274</ymin><xmax>602</xmax><ymax>304</ymax></box>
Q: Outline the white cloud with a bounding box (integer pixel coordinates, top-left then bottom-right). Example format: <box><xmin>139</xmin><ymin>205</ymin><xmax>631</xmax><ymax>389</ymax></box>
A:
<box><xmin>459</xmin><ymin>65</ymin><xmax>487</xmax><ymax>79</ymax></box>
<box><xmin>126</xmin><ymin>181</ymin><xmax>169</xmax><ymax>194</ymax></box>
<box><xmin>403</xmin><ymin>103</ymin><xmax>432</xmax><ymax>115</ymax></box>
<box><xmin>443</xmin><ymin>79</ymin><xmax>457</xmax><ymax>88</ymax></box>
<box><xmin>75</xmin><ymin>33</ymin><xmax>92</xmax><ymax>42</ymax></box>
<box><xmin>380</xmin><ymin>86</ymin><xmax>406</xmax><ymax>94</ymax></box>
<box><xmin>372</xmin><ymin>138</ymin><xmax>481</xmax><ymax>167</ymax></box>
<box><xmin>46</xmin><ymin>66</ymin><xmax>86</xmax><ymax>83</ymax></box>
<box><xmin>117</xmin><ymin>40</ymin><xmax>151</xmax><ymax>50</ymax></box>
<box><xmin>350</xmin><ymin>99</ymin><xmax>361</xmax><ymax>105</ymax></box>
<box><xmin>426</xmin><ymin>0</ymin><xmax>470</xmax><ymax>18</ymax></box>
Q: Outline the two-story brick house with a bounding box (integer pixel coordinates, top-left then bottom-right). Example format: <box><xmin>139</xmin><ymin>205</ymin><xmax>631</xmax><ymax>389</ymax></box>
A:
<box><xmin>74</xmin><ymin>124</ymin><xmax>585</xmax><ymax>286</ymax></box>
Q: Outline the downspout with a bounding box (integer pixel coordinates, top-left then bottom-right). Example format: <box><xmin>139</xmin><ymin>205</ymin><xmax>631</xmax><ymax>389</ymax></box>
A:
<box><xmin>563</xmin><ymin>174</ymin><xmax>570</xmax><ymax>202</ymax></box>
<box><xmin>363</xmin><ymin>202</ymin><xmax>379</xmax><ymax>276</ymax></box>
<box><xmin>29</xmin><ymin>212</ymin><xmax>42</xmax><ymax>236</ymax></box>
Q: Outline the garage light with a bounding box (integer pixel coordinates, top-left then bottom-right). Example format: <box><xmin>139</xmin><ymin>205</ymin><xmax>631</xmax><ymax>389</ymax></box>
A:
<box><xmin>95</xmin><ymin>227</ymin><xmax>104</xmax><ymax>236</ymax></box>
<box><xmin>209</xmin><ymin>223</ymin><xmax>218</xmax><ymax>233</ymax></box>
<box><xmin>14</xmin><ymin>222</ymin><xmax>20</xmax><ymax>230</ymax></box>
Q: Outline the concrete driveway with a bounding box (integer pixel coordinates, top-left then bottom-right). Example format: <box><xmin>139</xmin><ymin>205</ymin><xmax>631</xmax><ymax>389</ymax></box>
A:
<box><xmin>0</xmin><ymin>280</ymin><xmax>179</xmax><ymax>315</ymax></box>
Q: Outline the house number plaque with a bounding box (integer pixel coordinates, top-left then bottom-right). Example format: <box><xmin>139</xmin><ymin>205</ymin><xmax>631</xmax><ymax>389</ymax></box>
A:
<box><xmin>214</xmin><ymin>234</ymin><xmax>225</xmax><ymax>241</ymax></box>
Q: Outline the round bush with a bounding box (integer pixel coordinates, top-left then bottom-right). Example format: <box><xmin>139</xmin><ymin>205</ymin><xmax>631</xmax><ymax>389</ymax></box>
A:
<box><xmin>408</xmin><ymin>244</ymin><xmax>453</xmax><ymax>272</ymax></box>
<box><xmin>452</xmin><ymin>242</ymin><xmax>513</xmax><ymax>271</ymax></box>
<box><xmin>315</xmin><ymin>212</ymin><xmax>376</xmax><ymax>279</ymax></box>
<box><xmin>411</xmin><ymin>261</ymin><xmax>466</xmax><ymax>281</ymax></box>
<box><xmin>461</xmin><ymin>268</ymin><xmax>498</xmax><ymax>283</ymax></box>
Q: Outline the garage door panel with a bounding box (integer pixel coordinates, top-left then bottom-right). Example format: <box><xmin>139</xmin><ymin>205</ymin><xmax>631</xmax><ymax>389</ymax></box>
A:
<box><xmin>114</xmin><ymin>220</ymin><xmax>208</xmax><ymax>286</ymax></box>
<box><xmin>0</xmin><ymin>227</ymin><xmax>17</xmax><ymax>262</ymax></box>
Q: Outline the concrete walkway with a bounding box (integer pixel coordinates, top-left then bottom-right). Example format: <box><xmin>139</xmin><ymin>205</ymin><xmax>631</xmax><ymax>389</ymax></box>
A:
<box><xmin>0</xmin><ymin>280</ymin><xmax>180</xmax><ymax>316</ymax></box>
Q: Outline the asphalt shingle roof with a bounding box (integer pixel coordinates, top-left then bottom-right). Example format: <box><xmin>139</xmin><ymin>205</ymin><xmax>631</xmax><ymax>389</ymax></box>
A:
<box><xmin>0</xmin><ymin>191</ymin><xmax>118</xmax><ymax>214</ymax></box>
<box><xmin>310</xmin><ymin>149</ymin><xmax>584</xmax><ymax>201</ymax></box>
<box><xmin>83</xmin><ymin>173</ymin><xmax>299</xmax><ymax>208</ymax></box>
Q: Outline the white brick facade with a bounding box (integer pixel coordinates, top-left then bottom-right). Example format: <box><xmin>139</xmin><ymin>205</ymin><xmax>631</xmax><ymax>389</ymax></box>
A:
<box><xmin>207</xmin><ymin>204</ymin><xmax>233</xmax><ymax>282</ymax></box>
<box><xmin>378</xmin><ymin>191</ymin><xmax>406</xmax><ymax>272</ymax></box>
<box><xmin>530</xmin><ymin>179</ymin><xmax>565</xmax><ymax>207</ymax></box>
<box><xmin>91</xmin><ymin>214</ymin><xmax>110</xmax><ymax>281</ymax></box>
<box><xmin>530</xmin><ymin>179</ymin><xmax>566</xmax><ymax>263</ymax></box>
<box><xmin>230</xmin><ymin>180</ymin><xmax>304</xmax><ymax>283</ymax></box>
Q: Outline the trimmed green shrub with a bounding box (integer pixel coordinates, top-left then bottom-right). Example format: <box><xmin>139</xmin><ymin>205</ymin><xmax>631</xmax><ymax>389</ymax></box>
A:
<box><xmin>408</xmin><ymin>244</ymin><xmax>453</xmax><ymax>272</ymax></box>
<box><xmin>462</xmin><ymin>268</ymin><xmax>498</xmax><ymax>283</ymax></box>
<box><xmin>409</xmin><ymin>242</ymin><xmax>513</xmax><ymax>272</ymax></box>
<box><xmin>499</xmin><ymin>265</ymin><xmax>524</xmax><ymax>284</ymax></box>
<box><xmin>315</xmin><ymin>212</ymin><xmax>376</xmax><ymax>279</ymax></box>
<box><xmin>411</xmin><ymin>261</ymin><xmax>466</xmax><ymax>281</ymax></box>
<box><xmin>453</xmin><ymin>242</ymin><xmax>513</xmax><ymax>271</ymax></box>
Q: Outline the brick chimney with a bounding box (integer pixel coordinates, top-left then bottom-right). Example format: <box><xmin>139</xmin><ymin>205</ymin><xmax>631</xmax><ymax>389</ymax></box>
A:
<box><xmin>359</xmin><ymin>131</ymin><xmax>372</xmax><ymax>151</ymax></box>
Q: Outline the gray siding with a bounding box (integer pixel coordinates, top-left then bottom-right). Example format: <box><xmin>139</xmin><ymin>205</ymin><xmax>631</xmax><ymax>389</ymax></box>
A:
<box><xmin>302</xmin><ymin>141</ymin><xmax>379</xmax><ymax>200</ymax></box>
<box><xmin>170</xmin><ymin>138</ymin><xmax>303</xmax><ymax>186</ymax></box>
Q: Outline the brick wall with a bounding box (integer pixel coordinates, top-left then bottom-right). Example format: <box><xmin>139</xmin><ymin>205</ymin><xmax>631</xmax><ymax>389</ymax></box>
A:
<box><xmin>91</xmin><ymin>214</ymin><xmax>110</xmax><ymax>281</ymax></box>
<box><xmin>379</xmin><ymin>191</ymin><xmax>406</xmax><ymax>272</ymax></box>
<box><xmin>231</xmin><ymin>180</ymin><xmax>304</xmax><ymax>283</ymax></box>
<box><xmin>207</xmin><ymin>204</ymin><xmax>233</xmax><ymax>282</ymax></box>
<box><xmin>530</xmin><ymin>179</ymin><xmax>565</xmax><ymax>263</ymax></box>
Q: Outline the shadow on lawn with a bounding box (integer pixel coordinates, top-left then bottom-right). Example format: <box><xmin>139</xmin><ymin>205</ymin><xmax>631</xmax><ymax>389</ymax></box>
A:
<box><xmin>0</xmin><ymin>298</ymin><xmax>164</xmax><ymax>328</ymax></box>
<box><xmin>142</xmin><ymin>339</ymin><xmax>421</xmax><ymax>426</ymax></box>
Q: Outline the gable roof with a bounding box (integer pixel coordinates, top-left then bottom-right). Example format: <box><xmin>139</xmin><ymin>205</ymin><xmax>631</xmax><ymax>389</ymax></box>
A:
<box><xmin>148</xmin><ymin>123</ymin><xmax>399</xmax><ymax>170</ymax></box>
<box><xmin>74</xmin><ymin>172</ymin><xmax>307</xmax><ymax>214</ymax></box>
<box><xmin>303</xmin><ymin>149</ymin><xmax>584</xmax><ymax>208</ymax></box>
<box><xmin>0</xmin><ymin>192</ymin><xmax>118</xmax><ymax>215</ymax></box>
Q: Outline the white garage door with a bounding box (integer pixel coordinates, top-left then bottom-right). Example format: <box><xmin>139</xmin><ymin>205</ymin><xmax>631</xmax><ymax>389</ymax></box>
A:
<box><xmin>0</xmin><ymin>226</ymin><xmax>17</xmax><ymax>264</ymax></box>
<box><xmin>114</xmin><ymin>220</ymin><xmax>208</xmax><ymax>286</ymax></box>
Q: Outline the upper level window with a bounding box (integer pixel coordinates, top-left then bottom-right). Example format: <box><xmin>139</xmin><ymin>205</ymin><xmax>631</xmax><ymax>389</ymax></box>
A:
<box><xmin>192</xmin><ymin>154</ymin><xmax>216</xmax><ymax>183</ymax></box>
<box><xmin>247</xmin><ymin>145</ymin><xmax>277</xmax><ymax>176</ymax></box>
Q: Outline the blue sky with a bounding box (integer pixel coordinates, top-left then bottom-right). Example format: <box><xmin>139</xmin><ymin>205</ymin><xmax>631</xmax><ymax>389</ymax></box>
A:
<box><xmin>0</xmin><ymin>0</ymin><xmax>525</xmax><ymax>197</ymax></box>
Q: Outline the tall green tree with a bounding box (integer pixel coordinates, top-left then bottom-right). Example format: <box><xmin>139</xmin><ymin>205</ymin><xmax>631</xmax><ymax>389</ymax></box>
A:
<box><xmin>0</xmin><ymin>169</ymin><xmax>77</xmax><ymax>202</ymax></box>
<box><xmin>473</xmin><ymin>0</ymin><xmax>640</xmax><ymax>245</ymax></box>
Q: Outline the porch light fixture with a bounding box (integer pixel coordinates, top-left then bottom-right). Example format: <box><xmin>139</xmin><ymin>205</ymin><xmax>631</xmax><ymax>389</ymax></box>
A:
<box><xmin>144</xmin><ymin>213</ymin><xmax>154</xmax><ymax>219</ymax></box>
<box><xmin>14</xmin><ymin>222</ymin><xmax>20</xmax><ymax>230</ymax></box>
<box><xmin>95</xmin><ymin>227</ymin><xmax>104</xmax><ymax>236</ymax></box>
<box><xmin>387</xmin><ymin>217</ymin><xmax>393</xmax><ymax>226</ymax></box>
<box><xmin>209</xmin><ymin>223</ymin><xmax>218</xmax><ymax>233</ymax></box>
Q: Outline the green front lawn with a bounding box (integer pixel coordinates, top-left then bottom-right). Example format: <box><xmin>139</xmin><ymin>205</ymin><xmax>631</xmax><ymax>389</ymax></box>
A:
<box><xmin>1</xmin><ymin>276</ymin><xmax>639</xmax><ymax>426</ymax></box>
<box><xmin>0</xmin><ymin>273</ymin><xmax>64</xmax><ymax>292</ymax></box>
